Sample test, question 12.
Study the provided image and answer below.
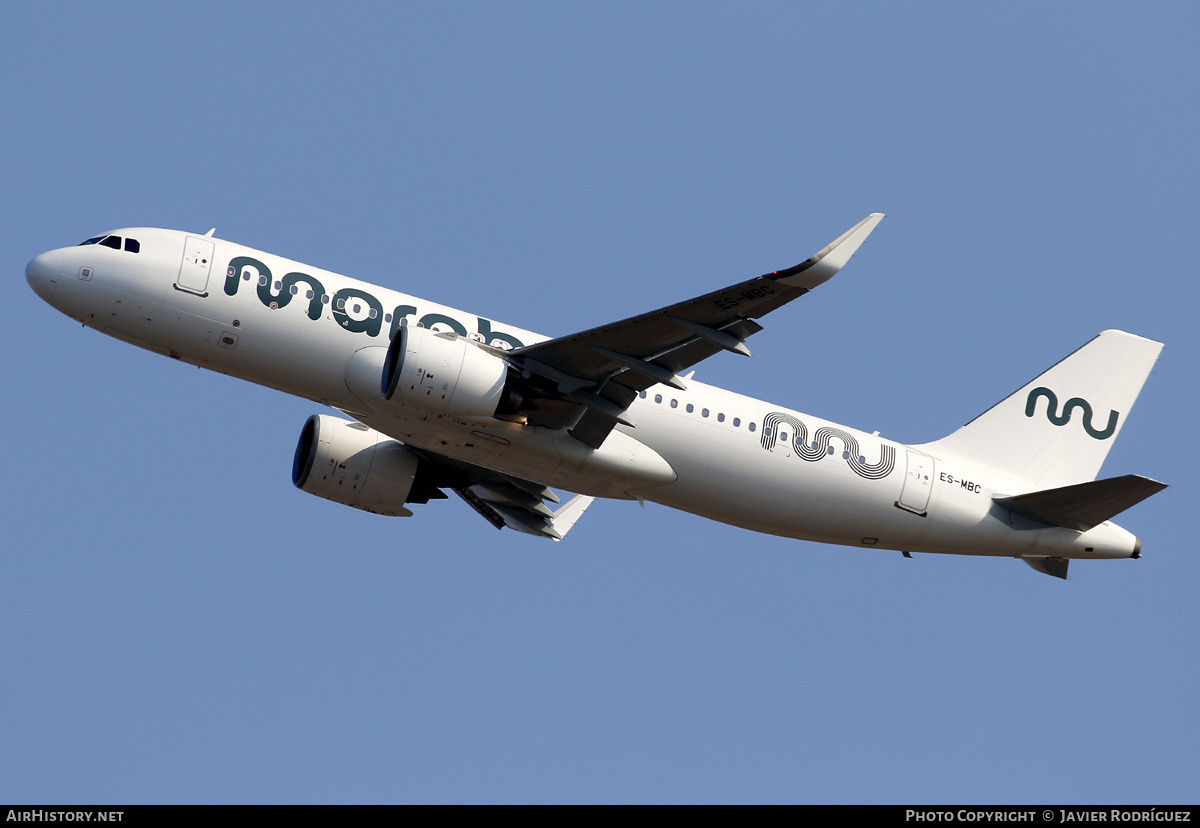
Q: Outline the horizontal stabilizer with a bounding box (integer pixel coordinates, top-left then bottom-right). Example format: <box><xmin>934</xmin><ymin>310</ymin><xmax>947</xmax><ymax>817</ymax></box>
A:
<box><xmin>996</xmin><ymin>474</ymin><xmax>1167</xmax><ymax>532</ymax></box>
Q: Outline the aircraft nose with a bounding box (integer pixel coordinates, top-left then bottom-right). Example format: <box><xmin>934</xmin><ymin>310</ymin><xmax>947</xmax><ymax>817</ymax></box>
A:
<box><xmin>26</xmin><ymin>250</ymin><xmax>64</xmax><ymax>304</ymax></box>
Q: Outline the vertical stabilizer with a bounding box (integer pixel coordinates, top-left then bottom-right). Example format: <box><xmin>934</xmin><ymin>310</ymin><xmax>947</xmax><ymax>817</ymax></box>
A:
<box><xmin>920</xmin><ymin>330</ymin><xmax>1162</xmax><ymax>489</ymax></box>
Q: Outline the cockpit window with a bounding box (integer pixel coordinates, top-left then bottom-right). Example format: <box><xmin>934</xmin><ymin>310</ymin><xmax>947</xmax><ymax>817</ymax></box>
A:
<box><xmin>77</xmin><ymin>234</ymin><xmax>140</xmax><ymax>252</ymax></box>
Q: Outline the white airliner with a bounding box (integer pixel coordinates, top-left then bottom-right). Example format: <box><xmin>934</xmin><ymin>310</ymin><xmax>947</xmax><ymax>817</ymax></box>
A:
<box><xmin>26</xmin><ymin>214</ymin><xmax>1166</xmax><ymax>578</ymax></box>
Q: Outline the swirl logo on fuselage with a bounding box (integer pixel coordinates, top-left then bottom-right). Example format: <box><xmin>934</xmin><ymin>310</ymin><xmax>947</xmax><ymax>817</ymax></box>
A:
<box><xmin>1024</xmin><ymin>387</ymin><xmax>1119</xmax><ymax>440</ymax></box>
<box><xmin>760</xmin><ymin>412</ymin><xmax>896</xmax><ymax>480</ymax></box>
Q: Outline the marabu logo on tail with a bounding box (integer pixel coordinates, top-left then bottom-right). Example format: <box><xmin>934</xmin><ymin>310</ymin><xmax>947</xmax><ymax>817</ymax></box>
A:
<box><xmin>1025</xmin><ymin>387</ymin><xmax>1119</xmax><ymax>440</ymax></box>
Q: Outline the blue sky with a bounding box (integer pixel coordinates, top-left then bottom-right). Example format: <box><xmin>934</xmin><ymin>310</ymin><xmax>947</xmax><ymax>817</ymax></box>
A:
<box><xmin>3</xmin><ymin>2</ymin><xmax>1197</xmax><ymax>803</ymax></box>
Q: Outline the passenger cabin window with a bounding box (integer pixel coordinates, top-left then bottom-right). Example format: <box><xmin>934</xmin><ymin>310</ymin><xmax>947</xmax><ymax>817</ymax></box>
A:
<box><xmin>100</xmin><ymin>236</ymin><xmax>122</xmax><ymax>250</ymax></box>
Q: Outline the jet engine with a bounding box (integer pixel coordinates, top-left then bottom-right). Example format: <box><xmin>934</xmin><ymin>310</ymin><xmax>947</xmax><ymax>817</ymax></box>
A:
<box><xmin>381</xmin><ymin>322</ymin><xmax>509</xmax><ymax>420</ymax></box>
<box><xmin>292</xmin><ymin>414</ymin><xmax>419</xmax><ymax>516</ymax></box>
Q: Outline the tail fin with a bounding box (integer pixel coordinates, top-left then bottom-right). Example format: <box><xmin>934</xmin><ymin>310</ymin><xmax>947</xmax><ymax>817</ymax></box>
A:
<box><xmin>920</xmin><ymin>330</ymin><xmax>1163</xmax><ymax>489</ymax></box>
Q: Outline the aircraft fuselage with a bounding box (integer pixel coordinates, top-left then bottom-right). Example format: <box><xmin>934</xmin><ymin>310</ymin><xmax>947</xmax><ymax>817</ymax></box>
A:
<box><xmin>26</xmin><ymin>226</ymin><xmax>1147</xmax><ymax>567</ymax></box>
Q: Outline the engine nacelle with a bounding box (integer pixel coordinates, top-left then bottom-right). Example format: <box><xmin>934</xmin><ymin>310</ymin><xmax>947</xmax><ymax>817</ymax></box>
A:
<box><xmin>381</xmin><ymin>322</ymin><xmax>508</xmax><ymax>420</ymax></box>
<box><xmin>292</xmin><ymin>414</ymin><xmax>419</xmax><ymax>516</ymax></box>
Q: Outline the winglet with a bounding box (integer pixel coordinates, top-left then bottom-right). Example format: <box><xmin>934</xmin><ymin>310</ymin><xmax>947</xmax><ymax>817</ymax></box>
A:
<box><xmin>459</xmin><ymin>481</ymin><xmax>595</xmax><ymax>541</ymax></box>
<box><xmin>547</xmin><ymin>494</ymin><xmax>596</xmax><ymax>542</ymax></box>
<box><xmin>771</xmin><ymin>212</ymin><xmax>885</xmax><ymax>289</ymax></box>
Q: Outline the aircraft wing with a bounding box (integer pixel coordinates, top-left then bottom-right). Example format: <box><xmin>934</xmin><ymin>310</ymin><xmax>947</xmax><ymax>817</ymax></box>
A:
<box><xmin>504</xmin><ymin>213</ymin><xmax>884</xmax><ymax>447</ymax></box>
<box><xmin>455</xmin><ymin>486</ymin><xmax>595</xmax><ymax>541</ymax></box>
<box><xmin>401</xmin><ymin>444</ymin><xmax>594</xmax><ymax>540</ymax></box>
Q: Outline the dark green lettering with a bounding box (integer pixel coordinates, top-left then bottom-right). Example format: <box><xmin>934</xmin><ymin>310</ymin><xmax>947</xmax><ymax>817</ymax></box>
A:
<box><xmin>418</xmin><ymin>313</ymin><xmax>467</xmax><ymax>336</ymax></box>
<box><xmin>389</xmin><ymin>304</ymin><xmax>418</xmax><ymax>340</ymax></box>
<box><xmin>333</xmin><ymin>288</ymin><xmax>384</xmax><ymax>336</ymax></box>
<box><xmin>225</xmin><ymin>256</ymin><xmax>271</xmax><ymax>296</ymax></box>
<box><xmin>257</xmin><ymin>272</ymin><xmax>326</xmax><ymax>320</ymax></box>
<box><xmin>476</xmin><ymin>317</ymin><xmax>524</xmax><ymax>350</ymax></box>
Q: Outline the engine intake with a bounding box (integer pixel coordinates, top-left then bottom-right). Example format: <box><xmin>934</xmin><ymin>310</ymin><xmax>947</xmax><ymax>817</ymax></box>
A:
<box><xmin>381</xmin><ymin>322</ymin><xmax>508</xmax><ymax>420</ymax></box>
<box><xmin>292</xmin><ymin>414</ymin><xmax>419</xmax><ymax>516</ymax></box>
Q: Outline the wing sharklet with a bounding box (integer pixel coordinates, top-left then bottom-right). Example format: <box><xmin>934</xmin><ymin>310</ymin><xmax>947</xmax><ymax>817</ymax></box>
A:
<box><xmin>768</xmin><ymin>212</ymin><xmax>885</xmax><ymax>289</ymax></box>
<box><xmin>995</xmin><ymin>474</ymin><xmax>1167</xmax><ymax>532</ymax></box>
<box><xmin>545</xmin><ymin>494</ymin><xmax>595</xmax><ymax>542</ymax></box>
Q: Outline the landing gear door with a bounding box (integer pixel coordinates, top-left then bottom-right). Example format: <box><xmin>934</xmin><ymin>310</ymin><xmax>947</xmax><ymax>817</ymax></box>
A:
<box><xmin>176</xmin><ymin>237</ymin><xmax>215</xmax><ymax>296</ymax></box>
<box><xmin>897</xmin><ymin>450</ymin><xmax>934</xmax><ymax>516</ymax></box>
